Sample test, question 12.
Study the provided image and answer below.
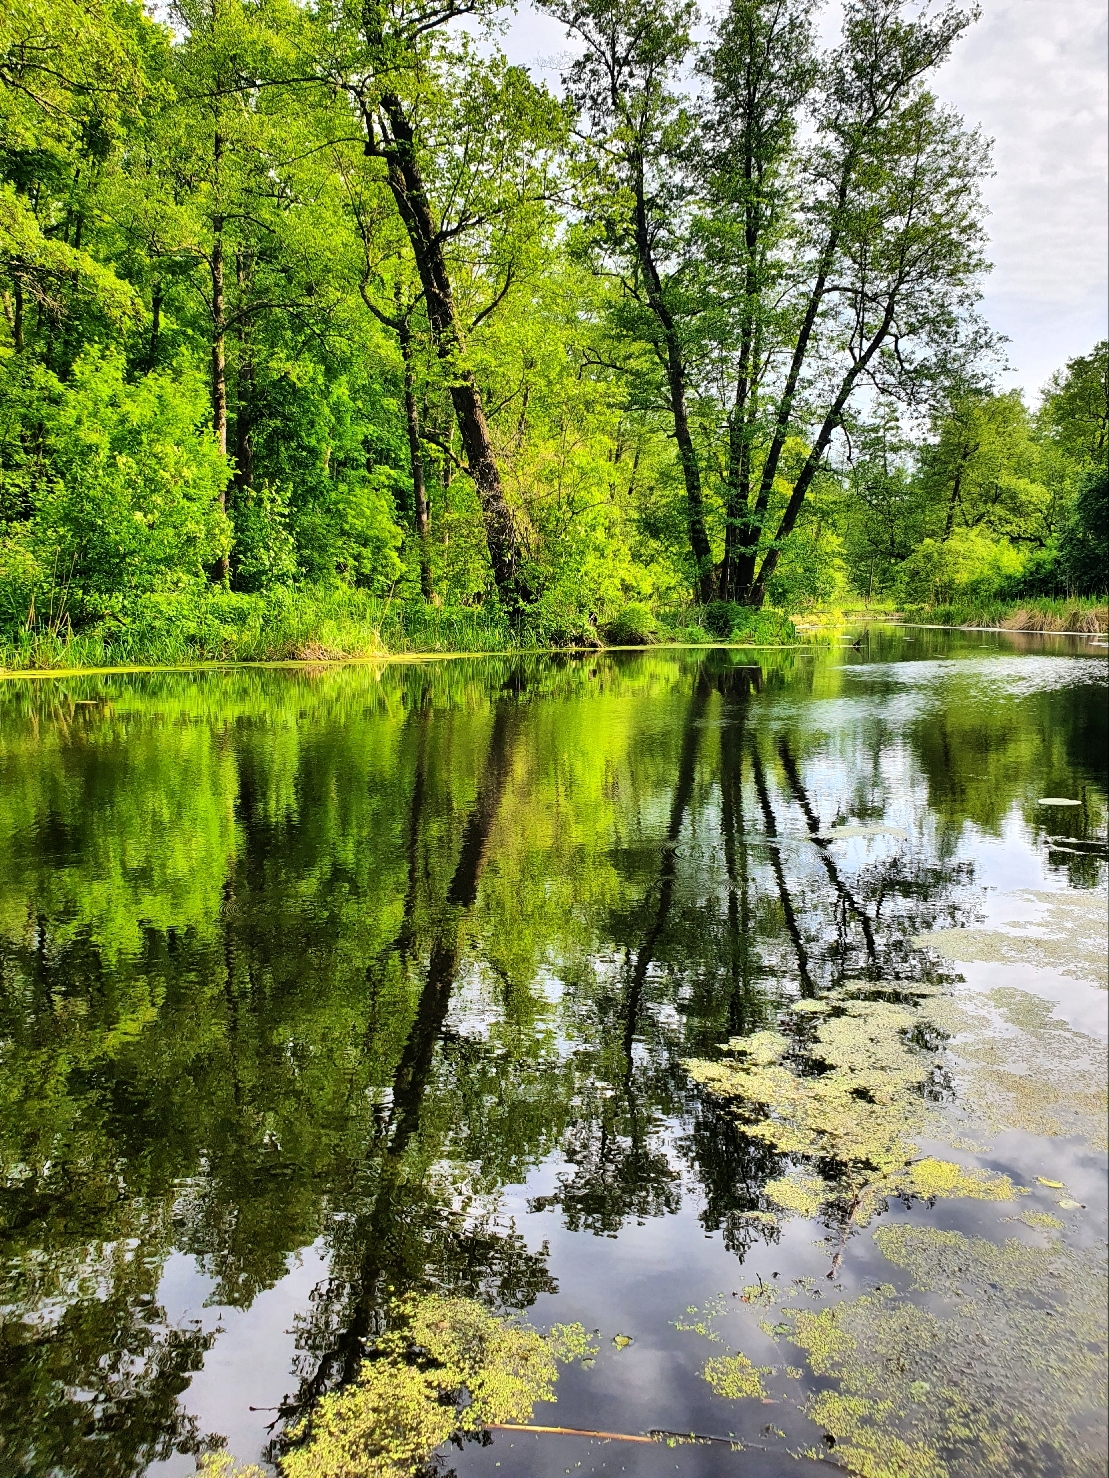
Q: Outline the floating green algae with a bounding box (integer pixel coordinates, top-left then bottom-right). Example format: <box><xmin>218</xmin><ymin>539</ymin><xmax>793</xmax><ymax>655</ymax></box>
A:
<box><xmin>914</xmin><ymin>888</ymin><xmax>1108</xmax><ymax>990</ymax></box>
<box><xmin>926</xmin><ymin>985</ymin><xmax>1109</xmax><ymax>1150</ymax></box>
<box><xmin>280</xmin><ymin>1296</ymin><xmax>593</xmax><ymax>1478</ymax></box>
<box><xmin>1017</xmin><ymin>1210</ymin><xmax>1065</xmax><ymax>1230</ymax></box>
<box><xmin>197</xmin><ymin>1457</ymin><xmax>267</xmax><ymax>1478</ymax></box>
<box><xmin>686</xmin><ymin>993</ymin><xmax>1015</xmax><ymax>1241</ymax></box>
<box><xmin>702</xmin><ymin>1351</ymin><xmax>772</xmax><ymax>1401</ymax></box>
<box><xmin>782</xmin><ymin>1226</ymin><xmax>1108</xmax><ymax>1478</ymax></box>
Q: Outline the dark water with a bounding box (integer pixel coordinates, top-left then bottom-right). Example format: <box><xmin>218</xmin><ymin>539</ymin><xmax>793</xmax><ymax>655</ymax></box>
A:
<box><xmin>1</xmin><ymin>628</ymin><xmax>1106</xmax><ymax>1478</ymax></box>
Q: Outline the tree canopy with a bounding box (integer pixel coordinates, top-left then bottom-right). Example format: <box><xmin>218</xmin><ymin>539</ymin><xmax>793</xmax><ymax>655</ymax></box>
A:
<box><xmin>0</xmin><ymin>0</ymin><xmax>1104</xmax><ymax>651</ymax></box>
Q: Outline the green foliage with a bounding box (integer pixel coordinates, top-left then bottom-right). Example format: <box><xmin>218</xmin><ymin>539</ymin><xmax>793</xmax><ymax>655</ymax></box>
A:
<box><xmin>0</xmin><ymin>0</ymin><xmax>1097</xmax><ymax>650</ymax></box>
<box><xmin>602</xmin><ymin>601</ymin><xmax>659</xmax><ymax>645</ymax></box>
<box><xmin>701</xmin><ymin>603</ymin><xmax>796</xmax><ymax>644</ymax></box>
<box><xmin>843</xmin><ymin>342</ymin><xmax>1108</xmax><ymax>612</ymax></box>
<box><xmin>1058</xmin><ymin>468</ymin><xmax>1108</xmax><ymax>596</ymax></box>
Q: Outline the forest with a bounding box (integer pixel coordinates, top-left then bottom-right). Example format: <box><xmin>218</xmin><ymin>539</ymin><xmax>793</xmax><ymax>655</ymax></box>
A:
<box><xmin>1</xmin><ymin>0</ymin><xmax>1106</xmax><ymax>664</ymax></box>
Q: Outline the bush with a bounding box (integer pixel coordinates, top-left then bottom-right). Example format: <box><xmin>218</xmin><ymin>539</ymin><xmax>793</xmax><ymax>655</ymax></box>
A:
<box><xmin>602</xmin><ymin>601</ymin><xmax>658</xmax><ymax>645</ymax></box>
<box><xmin>894</xmin><ymin>529</ymin><xmax>1025</xmax><ymax>607</ymax></box>
<box><xmin>700</xmin><ymin>602</ymin><xmax>796</xmax><ymax>644</ymax></box>
<box><xmin>0</xmin><ymin>349</ymin><xmax>232</xmax><ymax>637</ymax></box>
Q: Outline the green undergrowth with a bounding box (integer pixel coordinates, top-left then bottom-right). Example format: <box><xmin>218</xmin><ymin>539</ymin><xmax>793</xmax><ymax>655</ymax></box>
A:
<box><xmin>902</xmin><ymin>594</ymin><xmax>1107</xmax><ymax>633</ymax></box>
<box><xmin>0</xmin><ymin>588</ymin><xmax>797</xmax><ymax>672</ymax></box>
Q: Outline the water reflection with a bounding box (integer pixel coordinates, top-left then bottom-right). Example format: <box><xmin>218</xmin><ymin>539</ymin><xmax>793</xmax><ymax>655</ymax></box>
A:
<box><xmin>0</xmin><ymin>632</ymin><xmax>1104</xmax><ymax>1476</ymax></box>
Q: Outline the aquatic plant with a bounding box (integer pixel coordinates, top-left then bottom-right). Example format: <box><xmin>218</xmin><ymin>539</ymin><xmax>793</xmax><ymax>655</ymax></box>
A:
<box><xmin>702</xmin><ymin>1352</ymin><xmax>771</xmax><ymax>1401</ymax></box>
<box><xmin>786</xmin><ymin>1226</ymin><xmax>1109</xmax><ymax>1477</ymax></box>
<box><xmin>280</xmin><ymin>1296</ymin><xmax>593</xmax><ymax>1478</ymax></box>
<box><xmin>684</xmin><ymin>990</ymin><xmax>1015</xmax><ymax>1248</ymax></box>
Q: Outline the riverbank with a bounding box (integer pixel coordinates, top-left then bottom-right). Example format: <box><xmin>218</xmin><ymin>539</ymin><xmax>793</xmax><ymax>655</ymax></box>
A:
<box><xmin>0</xmin><ymin>588</ymin><xmax>797</xmax><ymax>673</ymax></box>
<box><xmin>798</xmin><ymin>595</ymin><xmax>1108</xmax><ymax>636</ymax></box>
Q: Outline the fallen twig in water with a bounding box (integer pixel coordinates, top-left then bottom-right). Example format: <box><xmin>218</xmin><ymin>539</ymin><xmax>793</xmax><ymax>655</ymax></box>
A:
<box><xmin>485</xmin><ymin>1422</ymin><xmax>846</xmax><ymax>1466</ymax></box>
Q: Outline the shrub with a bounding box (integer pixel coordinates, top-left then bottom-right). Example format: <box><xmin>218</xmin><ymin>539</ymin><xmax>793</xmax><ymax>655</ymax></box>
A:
<box><xmin>602</xmin><ymin>601</ymin><xmax>658</xmax><ymax>645</ymax></box>
<box><xmin>701</xmin><ymin>602</ymin><xmax>796</xmax><ymax>644</ymax></box>
<box><xmin>1059</xmin><ymin>468</ymin><xmax>1108</xmax><ymax>595</ymax></box>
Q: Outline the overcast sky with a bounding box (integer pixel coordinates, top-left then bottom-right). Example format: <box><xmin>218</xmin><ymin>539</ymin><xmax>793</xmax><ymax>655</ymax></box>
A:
<box><xmin>495</xmin><ymin>0</ymin><xmax>1109</xmax><ymax>402</ymax></box>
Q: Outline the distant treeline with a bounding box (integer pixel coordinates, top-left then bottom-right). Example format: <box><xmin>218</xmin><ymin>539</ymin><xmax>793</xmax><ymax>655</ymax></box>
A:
<box><xmin>0</xmin><ymin>0</ymin><xmax>1105</xmax><ymax>660</ymax></box>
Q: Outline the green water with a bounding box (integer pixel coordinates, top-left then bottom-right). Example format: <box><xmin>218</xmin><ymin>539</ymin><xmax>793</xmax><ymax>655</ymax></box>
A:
<box><xmin>0</xmin><ymin>629</ymin><xmax>1105</xmax><ymax>1478</ymax></box>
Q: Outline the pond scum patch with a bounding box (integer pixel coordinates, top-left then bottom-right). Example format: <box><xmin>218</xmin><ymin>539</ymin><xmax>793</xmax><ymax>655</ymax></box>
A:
<box><xmin>786</xmin><ymin>1226</ymin><xmax>1108</xmax><ymax>1478</ymax></box>
<box><xmin>276</xmin><ymin>1296</ymin><xmax>594</xmax><ymax>1478</ymax></box>
<box><xmin>683</xmin><ymin>991</ymin><xmax>1018</xmax><ymax>1246</ymax></box>
<box><xmin>678</xmin><ymin>956</ymin><xmax>1108</xmax><ymax>1477</ymax></box>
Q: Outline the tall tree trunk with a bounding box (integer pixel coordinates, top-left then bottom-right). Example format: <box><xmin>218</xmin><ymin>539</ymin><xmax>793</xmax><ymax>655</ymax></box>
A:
<box><xmin>632</xmin><ymin>170</ymin><xmax>714</xmax><ymax>603</ymax></box>
<box><xmin>365</xmin><ymin>94</ymin><xmax>527</xmax><ymax>613</ymax></box>
<box><xmin>942</xmin><ymin>448</ymin><xmax>972</xmax><ymax>540</ymax></box>
<box><xmin>720</xmin><ymin>151</ymin><xmax>760</xmax><ymax>604</ymax></box>
<box><xmin>233</xmin><ymin>252</ymin><xmax>255</xmax><ymax>539</ymax></box>
<box><xmin>209</xmin><ymin>117</ymin><xmax>229</xmax><ymax>585</ymax></box>
<box><xmin>398</xmin><ymin>318</ymin><xmax>433</xmax><ymax>601</ymax></box>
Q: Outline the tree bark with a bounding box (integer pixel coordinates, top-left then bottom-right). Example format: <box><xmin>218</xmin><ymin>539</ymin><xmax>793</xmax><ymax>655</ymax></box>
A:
<box><xmin>632</xmin><ymin>170</ymin><xmax>714</xmax><ymax>603</ymax></box>
<box><xmin>397</xmin><ymin>319</ymin><xmax>432</xmax><ymax>599</ymax></box>
<box><xmin>719</xmin><ymin>139</ymin><xmax>760</xmax><ymax>604</ymax></box>
<box><xmin>363</xmin><ymin>92</ymin><xmax>527</xmax><ymax>612</ymax></box>
<box><xmin>147</xmin><ymin>281</ymin><xmax>162</xmax><ymax>372</ymax></box>
<box><xmin>210</xmin><ymin>130</ymin><xmax>230</xmax><ymax>585</ymax></box>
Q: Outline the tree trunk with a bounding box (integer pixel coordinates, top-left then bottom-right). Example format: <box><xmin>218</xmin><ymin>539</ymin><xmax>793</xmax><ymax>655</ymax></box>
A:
<box><xmin>210</xmin><ymin>132</ymin><xmax>229</xmax><ymax>585</ymax></box>
<box><xmin>368</xmin><ymin>94</ymin><xmax>527</xmax><ymax>612</ymax></box>
<box><xmin>234</xmin><ymin>253</ymin><xmax>255</xmax><ymax>505</ymax></box>
<box><xmin>719</xmin><ymin>154</ymin><xmax>760</xmax><ymax>604</ymax></box>
<box><xmin>147</xmin><ymin>281</ymin><xmax>162</xmax><ymax>371</ymax></box>
<box><xmin>398</xmin><ymin>321</ymin><xmax>433</xmax><ymax>601</ymax></box>
<box><xmin>632</xmin><ymin>170</ymin><xmax>713</xmax><ymax>603</ymax></box>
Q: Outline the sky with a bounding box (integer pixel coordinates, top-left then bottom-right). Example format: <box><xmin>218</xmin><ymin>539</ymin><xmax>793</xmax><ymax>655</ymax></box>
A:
<box><xmin>494</xmin><ymin>0</ymin><xmax>1109</xmax><ymax>403</ymax></box>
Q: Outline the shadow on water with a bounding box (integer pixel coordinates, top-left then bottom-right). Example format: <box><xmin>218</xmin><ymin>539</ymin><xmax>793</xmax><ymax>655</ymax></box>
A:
<box><xmin>0</xmin><ymin>631</ymin><xmax>1105</xmax><ymax>1477</ymax></box>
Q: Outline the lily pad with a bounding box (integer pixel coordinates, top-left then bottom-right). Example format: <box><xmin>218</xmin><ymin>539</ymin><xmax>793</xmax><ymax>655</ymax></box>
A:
<box><xmin>819</xmin><ymin>823</ymin><xmax>908</xmax><ymax>840</ymax></box>
<box><xmin>1036</xmin><ymin>797</ymin><xmax>1082</xmax><ymax>806</ymax></box>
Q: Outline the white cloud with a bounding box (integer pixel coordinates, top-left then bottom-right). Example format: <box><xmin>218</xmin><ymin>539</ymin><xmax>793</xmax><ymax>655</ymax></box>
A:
<box><xmin>933</xmin><ymin>0</ymin><xmax>1108</xmax><ymax>396</ymax></box>
<box><xmin>500</xmin><ymin>0</ymin><xmax>1108</xmax><ymax>399</ymax></box>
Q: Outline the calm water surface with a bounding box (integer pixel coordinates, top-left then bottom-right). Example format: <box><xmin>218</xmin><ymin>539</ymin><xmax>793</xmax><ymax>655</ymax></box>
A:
<box><xmin>1</xmin><ymin>628</ymin><xmax>1106</xmax><ymax>1478</ymax></box>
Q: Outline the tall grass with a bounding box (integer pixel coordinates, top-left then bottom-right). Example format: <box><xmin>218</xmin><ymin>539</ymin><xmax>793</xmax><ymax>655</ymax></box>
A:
<box><xmin>0</xmin><ymin>586</ymin><xmax>802</xmax><ymax>673</ymax></box>
<box><xmin>905</xmin><ymin>595</ymin><xmax>1107</xmax><ymax>634</ymax></box>
<box><xmin>0</xmin><ymin>587</ymin><xmax>522</xmax><ymax>672</ymax></box>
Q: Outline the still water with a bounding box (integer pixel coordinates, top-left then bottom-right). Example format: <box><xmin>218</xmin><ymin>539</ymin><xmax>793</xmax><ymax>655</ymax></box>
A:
<box><xmin>1</xmin><ymin>628</ymin><xmax>1106</xmax><ymax>1478</ymax></box>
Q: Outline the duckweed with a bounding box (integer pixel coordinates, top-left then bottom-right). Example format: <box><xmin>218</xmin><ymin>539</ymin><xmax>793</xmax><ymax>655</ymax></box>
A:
<box><xmin>702</xmin><ymin>1351</ymin><xmax>772</xmax><ymax>1401</ymax></box>
<box><xmin>914</xmin><ymin>888</ymin><xmax>1108</xmax><ymax>989</ymax></box>
<box><xmin>686</xmin><ymin>995</ymin><xmax>1014</xmax><ymax>1237</ymax></box>
<box><xmin>281</xmin><ymin>1296</ymin><xmax>593</xmax><ymax>1478</ymax></box>
<box><xmin>783</xmin><ymin>1227</ymin><xmax>1108</xmax><ymax>1478</ymax></box>
<box><xmin>1018</xmin><ymin>1211</ymin><xmax>1065</xmax><ymax>1230</ymax></box>
<box><xmin>927</xmin><ymin>987</ymin><xmax>1108</xmax><ymax>1150</ymax></box>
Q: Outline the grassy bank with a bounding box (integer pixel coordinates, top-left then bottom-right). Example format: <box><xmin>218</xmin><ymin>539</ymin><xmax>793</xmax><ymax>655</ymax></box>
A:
<box><xmin>795</xmin><ymin>595</ymin><xmax>1108</xmax><ymax>636</ymax></box>
<box><xmin>0</xmin><ymin>588</ymin><xmax>797</xmax><ymax>673</ymax></box>
<box><xmin>902</xmin><ymin>595</ymin><xmax>1108</xmax><ymax>634</ymax></box>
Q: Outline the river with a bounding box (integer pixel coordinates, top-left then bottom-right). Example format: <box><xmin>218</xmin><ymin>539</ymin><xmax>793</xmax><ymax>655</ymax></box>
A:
<box><xmin>1</xmin><ymin>627</ymin><xmax>1105</xmax><ymax>1478</ymax></box>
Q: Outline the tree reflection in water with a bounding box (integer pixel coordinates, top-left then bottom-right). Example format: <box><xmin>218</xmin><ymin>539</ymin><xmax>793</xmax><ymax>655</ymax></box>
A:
<box><xmin>0</xmin><ymin>635</ymin><xmax>1103</xmax><ymax>1475</ymax></box>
